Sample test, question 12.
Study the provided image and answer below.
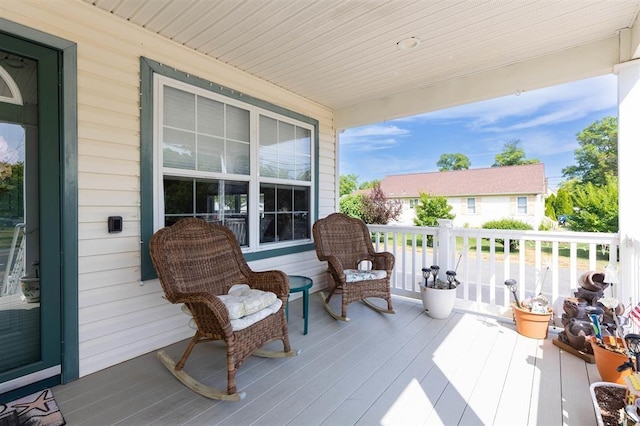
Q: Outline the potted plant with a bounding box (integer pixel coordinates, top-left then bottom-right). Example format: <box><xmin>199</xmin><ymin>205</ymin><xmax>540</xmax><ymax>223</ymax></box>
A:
<box><xmin>588</xmin><ymin>296</ymin><xmax>636</xmax><ymax>384</ymax></box>
<box><xmin>505</xmin><ymin>278</ymin><xmax>553</xmax><ymax>339</ymax></box>
<box><xmin>420</xmin><ymin>265</ymin><xmax>460</xmax><ymax>319</ymax></box>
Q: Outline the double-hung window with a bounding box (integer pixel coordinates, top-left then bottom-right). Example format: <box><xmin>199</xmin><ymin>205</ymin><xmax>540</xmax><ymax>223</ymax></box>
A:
<box><xmin>517</xmin><ymin>196</ymin><xmax>528</xmax><ymax>214</ymax></box>
<box><xmin>152</xmin><ymin>74</ymin><xmax>314</xmax><ymax>252</ymax></box>
<box><xmin>466</xmin><ymin>198</ymin><xmax>476</xmax><ymax>214</ymax></box>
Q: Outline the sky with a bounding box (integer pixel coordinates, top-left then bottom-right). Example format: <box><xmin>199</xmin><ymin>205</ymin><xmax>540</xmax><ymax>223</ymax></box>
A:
<box><xmin>339</xmin><ymin>74</ymin><xmax>617</xmax><ymax>190</ymax></box>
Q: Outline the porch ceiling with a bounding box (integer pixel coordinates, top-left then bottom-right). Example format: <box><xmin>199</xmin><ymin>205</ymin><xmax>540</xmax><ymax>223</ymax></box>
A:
<box><xmin>85</xmin><ymin>0</ymin><xmax>640</xmax><ymax>126</ymax></box>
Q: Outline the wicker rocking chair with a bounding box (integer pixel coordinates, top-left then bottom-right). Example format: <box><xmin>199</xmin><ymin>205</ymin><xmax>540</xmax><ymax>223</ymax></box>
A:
<box><xmin>312</xmin><ymin>213</ymin><xmax>395</xmax><ymax>321</ymax></box>
<box><xmin>149</xmin><ymin>218</ymin><xmax>298</xmax><ymax>401</ymax></box>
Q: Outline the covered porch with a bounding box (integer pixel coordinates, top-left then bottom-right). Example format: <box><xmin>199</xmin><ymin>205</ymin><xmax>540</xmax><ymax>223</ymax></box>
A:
<box><xmin>52</xmin><ymin>295</ymin><xmax>599</xmax><ymax>425</ymax></box>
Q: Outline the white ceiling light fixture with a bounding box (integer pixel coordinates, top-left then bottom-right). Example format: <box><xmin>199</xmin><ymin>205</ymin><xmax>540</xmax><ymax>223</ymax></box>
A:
<box><xmin>396</xmin><ymin>37</ymin><xmax>421</xmax><ymax>51</ymax></box>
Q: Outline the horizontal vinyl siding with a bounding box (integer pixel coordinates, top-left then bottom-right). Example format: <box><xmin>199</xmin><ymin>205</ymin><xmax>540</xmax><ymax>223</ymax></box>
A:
<box><xmin>2</xmin><ymin>1</ymin><xmax>336</xmax><ymax>376</ymax></box>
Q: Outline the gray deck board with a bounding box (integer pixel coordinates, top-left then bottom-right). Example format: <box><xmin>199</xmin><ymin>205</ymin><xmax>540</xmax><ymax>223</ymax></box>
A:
<box><xmin>53</xmin><ymin>295</ymin><xmax>597</xmax><ymax>425</ymax></box>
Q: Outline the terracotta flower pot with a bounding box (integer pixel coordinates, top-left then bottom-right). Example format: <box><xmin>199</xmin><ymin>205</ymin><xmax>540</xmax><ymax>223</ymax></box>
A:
<box><xmin>511</xmin><ymin>303</ymin><xmax>552</xmax><ymax>339</ymax></box>
<box><xmin>590</xmin><ymin>336</ymin><xmax>633</xmax><ymax>384</ymax></box>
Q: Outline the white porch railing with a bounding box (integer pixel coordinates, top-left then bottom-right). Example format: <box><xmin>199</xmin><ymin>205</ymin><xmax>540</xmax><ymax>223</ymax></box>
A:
<box><xmin>368</xmin><ymin>221</ymin><xmax>621</xmax><ymax>320</ymax></box>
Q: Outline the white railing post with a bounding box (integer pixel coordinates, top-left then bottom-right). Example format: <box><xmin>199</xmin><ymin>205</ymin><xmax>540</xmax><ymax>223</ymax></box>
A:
<box><xmin>437</xmin><ymin>219</ymin><xmax>454</xmax><ymax>271</ymax></box>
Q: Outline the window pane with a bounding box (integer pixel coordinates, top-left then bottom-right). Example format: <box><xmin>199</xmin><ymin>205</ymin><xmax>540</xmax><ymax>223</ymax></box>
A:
<box><xmin>195</xmin><ymin>180</ymin><xmax>219</xmax><ymax>219</ymax></box>
<box><xmin>226</xmin><ymin>141</ymin><xmax>250</xmax><ymax>175</ymax></box>
<box><xmin>226</xmin><ymin>104</ymin><xmax>250</xmax><ymax>142</ymax></box>
<box><xmin>259</xmin><ymin>116</ymin><xmax>278</xmax><ymax>178</ymax></box>
<box><xmin>295</xmin><ymin>127</ymin><xmax>311</xmax><ymax>156</ymax></box>
<box><xmin>292</xmin><ymin>213</ymin><xmax>309</xmax><ymax>239</ymax></box>
<box><xmin>163</xmin><ymin>128</ymin><xmax>196</xmax><ymax>169</ymax></box>
<box><xmin>295</xmin><ymin>154</ymin><xmax>311</xmax><ymax>181</ymax></box>
<box><xmin>260</xmin><ymin>183</ymin><xmax>309</xmax><ymax>244</ymax></box>
<box><xmin>197</xmin><ymin>96</ymin><xmax>224</xmax><ymax>137</ymax></box>
<box><xmin>164</xmin><ymin>178</ymin><xmax>194</xmax><ymax>226</ymax></box>
<box><xmin>164</xmin><ymin>86</ymin><xmax>195</xmax><ymax>130</ymax></box>
<box><xmin>197</xmin><ymin>134</ymin><xmax>224</xmax><ymax>173</ymax></box>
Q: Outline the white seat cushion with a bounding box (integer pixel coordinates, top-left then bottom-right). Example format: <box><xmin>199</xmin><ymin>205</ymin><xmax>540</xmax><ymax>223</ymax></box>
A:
<box><xmin>218</xmin><ymin>284</ymin><xmax>278</xmax><ymax>320</ymax></box>
<box><xmin>344</xmin><ymin>269</ymin><xmax>387</xmax><ymax>283</ymax></box>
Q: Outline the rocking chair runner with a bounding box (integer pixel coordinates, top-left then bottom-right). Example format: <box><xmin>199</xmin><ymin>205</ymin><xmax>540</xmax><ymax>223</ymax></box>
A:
<box><xmin>312</xmin><ymin>213</ymin><xmax>395</xmax><ymax>321</ymax></box>
<box><xmin>149</xmin><ymin>218</ymin><xmax>298</xmax><ymax>401</ymax></box>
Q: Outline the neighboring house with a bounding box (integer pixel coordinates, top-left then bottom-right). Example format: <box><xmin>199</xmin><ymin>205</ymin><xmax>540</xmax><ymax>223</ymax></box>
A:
<box><xmin>380</xmin><ymin>164</ymin><xmax>547</xmax><ymax>229</ymax></box>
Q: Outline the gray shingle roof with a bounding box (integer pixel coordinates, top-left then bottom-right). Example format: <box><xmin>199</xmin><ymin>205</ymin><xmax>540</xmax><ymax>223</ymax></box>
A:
<box><xmin>380</xmin><ymin>163</ymin><xmax>546</xmax><ymax>197</ymax></box>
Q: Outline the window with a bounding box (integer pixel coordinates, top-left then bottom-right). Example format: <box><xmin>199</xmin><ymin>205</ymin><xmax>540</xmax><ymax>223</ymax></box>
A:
<box><xmin>141</xmin><ymin>59</ymin><xmax>318</xmax><ymax>280</ymax></box>
<box><xmin>466</xmin><ymin>198</ymin><xmax>476</xmax><ymax>214</ymax></box>
<box><xmin>517</xmin><ymin>196</ymin><xmax>528</xmax><ymax>214</ymax></box>
<box><xmin>409</xmin><ymin>198</ymin><xmax>419</xmax><ymax>208</ymax></box>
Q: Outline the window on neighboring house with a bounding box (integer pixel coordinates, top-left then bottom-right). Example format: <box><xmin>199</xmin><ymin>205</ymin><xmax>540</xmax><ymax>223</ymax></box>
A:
<box><xmin>409</xmin><ymin>198</ymin><xmax>419</xmax><ymax>208</ymax></box>
<box><xmin>517</xmin><ymin>196</ymin><xmax>528</xmax><ymax>214</ymax></box>
<box><xmin>140</xmin><ymin>59</ymin><xmax>318</xmax><ymax>280</ymax></box>
<box><xmin>466</xmin><ymin>198</ymin><xmax>476</xmax><ymax>214</ymax></box>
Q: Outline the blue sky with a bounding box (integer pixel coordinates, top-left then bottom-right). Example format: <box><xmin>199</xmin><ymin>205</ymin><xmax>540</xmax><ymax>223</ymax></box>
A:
<box><xmin>339</xmin><ymin>74</ymin><xmax>617</xmax><ymax>190</ymax></box>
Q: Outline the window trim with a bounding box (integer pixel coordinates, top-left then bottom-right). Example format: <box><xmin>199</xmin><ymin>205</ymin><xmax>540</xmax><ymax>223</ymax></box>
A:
<box><xmin>140</xmin><ymin>57</ymin><xmax>319</xmax><ymax>280</ymax></box>
<box><xmin>466</xmin><ymin>197</ymin><xmax>476</xmax><ymax>214</ymax></box>
<box><xmin>517</xmin><ymin>196</ymin><xmax>528</xmax><ymax>214</ymax></box>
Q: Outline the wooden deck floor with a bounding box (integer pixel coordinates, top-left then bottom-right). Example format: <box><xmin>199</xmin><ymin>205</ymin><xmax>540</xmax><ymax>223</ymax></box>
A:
<box><xmin>53</xmin><ymin>295</ymin><xmax>600</xmax><ymax>425</ymax></box>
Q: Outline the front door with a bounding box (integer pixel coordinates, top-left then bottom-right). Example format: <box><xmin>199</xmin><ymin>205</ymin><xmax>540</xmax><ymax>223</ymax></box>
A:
<box><xmin>0</xmin><ymin>34</ymin><xmax>62</xmax><ymax>397</ymax></box>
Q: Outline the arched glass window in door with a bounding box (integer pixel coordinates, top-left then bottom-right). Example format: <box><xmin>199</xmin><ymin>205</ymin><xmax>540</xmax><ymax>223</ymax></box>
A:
<box><xmin>0</xmin><ymin>59</ymin><xmax>24</xmax><ymax>105</ymax></box>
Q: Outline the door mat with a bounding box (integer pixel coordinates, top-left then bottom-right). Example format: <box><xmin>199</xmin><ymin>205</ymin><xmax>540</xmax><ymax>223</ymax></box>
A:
<box><xmin>0</xmin><ymin>389</ymin><xmax>65</xmax><ymax>426</ymax></box>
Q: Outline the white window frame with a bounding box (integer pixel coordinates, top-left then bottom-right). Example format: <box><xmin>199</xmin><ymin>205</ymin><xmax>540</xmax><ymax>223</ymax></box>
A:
<box><xmin>466</xmin><ymin>197</ymin><xmax>476</xmax><ymax>214</ymax></box>
<box><xmin>517</xmin><ymin>196</ymin><xmax>528</xmax><ymax>214</ymax></box>
<box><xmin>152</xmin><ymin>74</ymin><xmax>315</xmax><ymax>252</ymax></box>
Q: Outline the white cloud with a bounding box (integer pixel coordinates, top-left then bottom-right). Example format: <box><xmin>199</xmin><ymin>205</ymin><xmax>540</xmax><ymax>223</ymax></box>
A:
<box><xmin>0</xmin><ymin>136</ymin><xmax>19</xmax><ymax>163</ymax></box>
<box><xmin>395</xmin><ymin>74</ymin><xmax>617</xmax><ymax>132</ymax></box>
<box><xmin>340</xmin><ymin>124</ymin><xmax>410</xmax><ymax>151</ymax></box>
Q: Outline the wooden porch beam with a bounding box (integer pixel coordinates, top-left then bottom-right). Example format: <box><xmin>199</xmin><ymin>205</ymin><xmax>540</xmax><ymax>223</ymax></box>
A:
<box><xmin>335</xmin><ymin>36</ymin><xmax>619</xmax><ymax>130</ymax></box>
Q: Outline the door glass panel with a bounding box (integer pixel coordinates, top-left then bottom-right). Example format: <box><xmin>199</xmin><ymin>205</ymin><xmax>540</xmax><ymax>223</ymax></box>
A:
<box><xmin>0</xmin><ymin>51</ymin><xmax>40</xmax><ymax>374</ymax></box>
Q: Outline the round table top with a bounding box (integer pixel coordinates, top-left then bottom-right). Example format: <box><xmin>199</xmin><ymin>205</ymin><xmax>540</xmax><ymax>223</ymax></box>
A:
<box><xmin>288</xmin><ymin>275</ymin><xmax>313</xmax><ymax>292</ymax></box>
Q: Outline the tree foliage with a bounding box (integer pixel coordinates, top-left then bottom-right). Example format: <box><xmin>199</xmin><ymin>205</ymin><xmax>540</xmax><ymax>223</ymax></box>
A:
<box><xmin>360</xmin><ymin>183</ymin><xmax>402</xmax><ymax>224</ymax></box>
<box><xmin>339</xmin><ymin>174</ymin><xmax>359</xmax><ymax>197</ymax></box>
<box><xmin>0</xmin><ymin>162</ymin><xmax>23</xmax><ymax>220</ymax></box>
<box><xmin>567</xmin><ymin>176</ymin><xmax>618</xmax><ymax>233</ymax></box>
<box><xmin>544</xmin><ymin>194</ymin><xmax>556</xmax><ymax>219</ymax></box>
<box><xmin>338</xmin><ymin>193</ymin><xmax>365</xmax><ymax>220</ymax></box>
<box><xmin>413</xmin><ymin>192</ymin><xmax>455</xmax><ymax>227</ymax></box>
<box><xmin>492</xmin><ymin>140</ymin><xmax>540</xmax><ymax>167</ymax></box>
<box><xmin>359</xmin><ymin>179</ymin><xmax>381</xmax><ymax>190</ymax></box>
<box><xmin>437</xmin><ymin>153</ymin><xmax>471</xmax><ymax>171</ymax></box>
<box><xmin>562</xmin><ymin>116</ymin><xmax>618</xmax><ymax>186</ymax></box>
<box><xmin>553</xmin><ymin>187</ymin><xmax>574</xmax><ymax>217</ymax></box>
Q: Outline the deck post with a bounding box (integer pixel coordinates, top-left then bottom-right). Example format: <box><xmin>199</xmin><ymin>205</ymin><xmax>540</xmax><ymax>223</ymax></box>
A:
<box><xmin>437</xmin><ymin>219</ymin><xmax>454</xmax><ymax>272</ymax></box>
<box><xmin>616</xmin><ymin>59</ymin><xmax>640</xmax><ymax>309</ymax></box>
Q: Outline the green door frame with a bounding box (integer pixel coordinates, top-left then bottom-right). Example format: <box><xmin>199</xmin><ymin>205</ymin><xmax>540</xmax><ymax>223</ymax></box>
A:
<box><xmin>0</xmin><ymin>19</ymin><xmax>79</xmax><ymax>389</ymax></box>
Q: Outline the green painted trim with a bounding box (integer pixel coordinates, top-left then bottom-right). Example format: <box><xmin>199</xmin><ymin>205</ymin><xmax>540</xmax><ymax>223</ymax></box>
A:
<box><xmin>140</xmin><ymin>57</ymin><xmax>320</xmax><ymax>280</ymax></box>
<box><xmin>244</xmin><ymin>244</ymin><xmax>315</xmax><ymax>262</ymax></box>
<box><xmin>0</xmin><ymin>19</ymin><xmax>79</xmax><ymax>383</ymax></box>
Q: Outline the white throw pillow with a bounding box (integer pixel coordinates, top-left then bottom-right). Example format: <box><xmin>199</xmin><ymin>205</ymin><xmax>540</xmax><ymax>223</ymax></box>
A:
<box><xmin>217</xmin><ymin>284</ymin><xmax>278</xmax><ymax>320</ymax></box>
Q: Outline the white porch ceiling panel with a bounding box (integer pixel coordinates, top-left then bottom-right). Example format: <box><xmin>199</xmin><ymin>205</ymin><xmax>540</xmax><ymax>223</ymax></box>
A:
<box><xmin>85</xmin><ymin>0</ymin><xmax>640</xmax><ymax>116</ymax></box>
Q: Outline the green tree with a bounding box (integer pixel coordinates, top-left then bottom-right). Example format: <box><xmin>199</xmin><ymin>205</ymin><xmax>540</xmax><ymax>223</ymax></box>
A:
<box><xmin>562</xmin><ymin>116</ymin><xmax>618</xmax><ymax>186</ymax></box>
<box><xmin>553</xmin><ymin>187</ymin><xmax>574</xmax><ymax>217</ymax></box>
<box><xmin>492</xmin><ymin>140</ymin><xmax>540</xmax><ymax>167</ymax></box>
<box><xmin>358</xmin><ymin>179</ymin><xmax>381</xmax><ymax>190</ymax></box>
<box><xmin>544</xmin><ymin>194</ymin><xmax>556</xmax><ymax>219</ymax></box>
<box><xmin>413</xmin><ymin>192</ymin><xmax>455</xmax><ymax>227</ymax></box>
<box><xmin>360</xmin><ymin>183</ymin><xmax>402</xmax><ymax>224</ymax></box>
<box><xmin>0</xmin><ymin>162</ymin><xmax>23</xmax><ymax>219</ymax></box>
<box><xmin>339</xmin><ymin>193</ymin><xmax>365</xmax><ymax>220</ymax></box>
<box><xmin>568</xmin><ymin>176</ymin><xmax>618</xmax><ymax>233</ymax></box>
<box><xmin>339</xmin><ymin>174</ymin><xmax>359</xmax><ymax>197</ymax></box>
<box><xmin>437</xmin><ymin>153</ymin><xmax>471</xmax><ymax>171</ymax></box>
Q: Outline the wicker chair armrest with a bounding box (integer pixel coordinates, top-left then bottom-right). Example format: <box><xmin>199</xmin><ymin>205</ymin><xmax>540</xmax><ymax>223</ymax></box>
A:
<box><xmin>247</xmin><ymin>270</ymin><xmax>290</xmax><ymax>298</ymax></box>
<box><xmin>178</xmin><ymin>292</ymin><xmax>232</xmax><ymax>329</ymax></box>
<box><xmin>371</xmin><ymin>251</ymin><xmax>395</xmax><ymax>272</ymax></box>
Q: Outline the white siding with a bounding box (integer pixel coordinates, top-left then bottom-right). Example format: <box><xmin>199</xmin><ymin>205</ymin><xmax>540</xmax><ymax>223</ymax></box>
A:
<box><xmin>2</xmin><ymin>1</ymin><xmax>336</xmax><ymax>376</ymax></box>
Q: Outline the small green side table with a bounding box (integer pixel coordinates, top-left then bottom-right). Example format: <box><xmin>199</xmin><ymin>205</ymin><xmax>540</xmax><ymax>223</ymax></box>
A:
<box><xmin>287</xmin><ymin>275</ymin><xmax>312</xmax><ymax>335</ymax></box>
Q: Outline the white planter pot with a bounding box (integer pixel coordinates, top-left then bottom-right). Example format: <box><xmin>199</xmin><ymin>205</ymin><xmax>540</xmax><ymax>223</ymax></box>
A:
<box><xmin>589</xmin><ymin>381</ymin><xmax>627</xmax><ymax>426</ymax></box>
<box><xmin>420</xmin><ymin>285</ymin><xmax>457</xmax><ymax>319</ymax></box>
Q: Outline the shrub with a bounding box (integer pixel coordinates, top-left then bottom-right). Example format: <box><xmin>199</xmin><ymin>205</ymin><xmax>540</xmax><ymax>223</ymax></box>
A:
<box><xmin>482</xmin><ymin>218</ymin><xmax>533</xmax><ymax>250</ymax></box>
